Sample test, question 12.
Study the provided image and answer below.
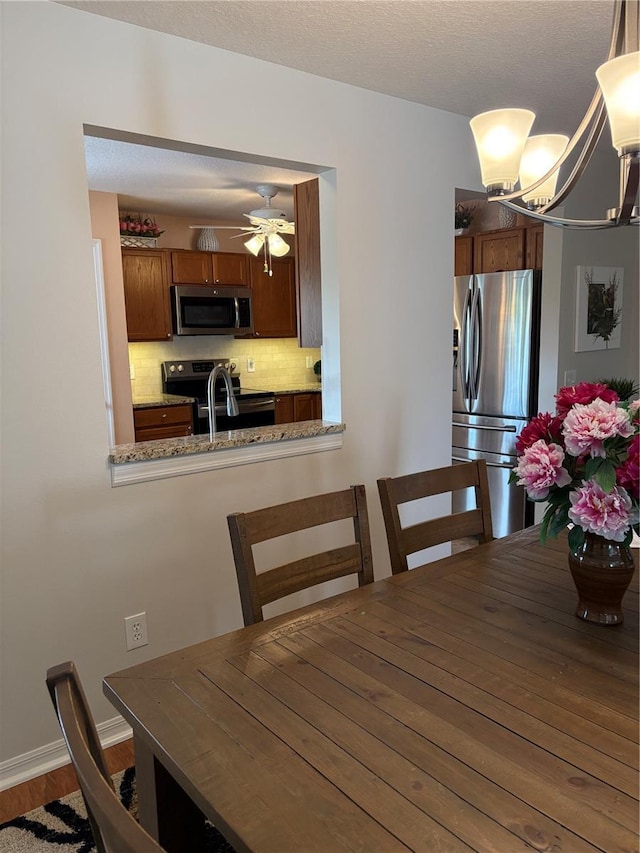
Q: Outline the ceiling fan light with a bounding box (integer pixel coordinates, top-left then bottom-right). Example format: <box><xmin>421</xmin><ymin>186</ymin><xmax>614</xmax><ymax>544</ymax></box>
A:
<box><xmin>519</xmin><ymin>134</ymin><xmax>569</xmax><ymax>207</ymax></box>
<box><xmin>596</xmin><ymin>51</ymin><xmax>640</xmax><ymax>154</ymax></box>
<box><xmin>470</xmin><ymin>108</ymin><xmax>536</xmax><ymax>191</ymax></box>
<box><xmin>244</xmin><ymin>234</ymin><xmax>265</xmax><ymax>256</ymax></box>
<box><xmin>267</xmin><ymin>233</ymin><xmax>290</xmax><ymax>257</ymax></box>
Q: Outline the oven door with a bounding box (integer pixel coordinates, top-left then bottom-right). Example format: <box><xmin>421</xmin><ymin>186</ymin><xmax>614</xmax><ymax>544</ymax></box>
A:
<box><xmin>196</xmin><ymin>397</ymin><xmax>275</xmax><ymax>433</ymax></box>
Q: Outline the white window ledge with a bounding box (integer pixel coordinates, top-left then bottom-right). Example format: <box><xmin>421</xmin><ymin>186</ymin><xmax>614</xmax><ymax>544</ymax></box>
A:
<box><xmin>109</xmin><ymin>422</ymin><xmax>345</xmax><ymax>487</ymax></box>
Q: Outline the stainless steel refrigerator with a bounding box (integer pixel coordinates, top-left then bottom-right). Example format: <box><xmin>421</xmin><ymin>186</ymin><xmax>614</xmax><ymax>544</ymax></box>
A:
<box><xmin>452</xmin><ymin>270</ymin><xmax>542</xmax><ymax>538</ymax></box>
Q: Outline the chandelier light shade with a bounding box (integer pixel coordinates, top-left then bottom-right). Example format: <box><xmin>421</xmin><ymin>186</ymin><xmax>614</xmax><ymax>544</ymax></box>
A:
<box><xmin>519</xmin><ymin>135</ymin><xmax>570</xmax><ymax>206</ymax></box>
<box><xmin>469</xmin><ymin>109</ymin><xmax>535</xmax><ymax>191</ymax></box>
<box><xmin>596</xmin><ymin>51</ymin><xmax>640</xmax><ymax>153</ymax></box>
<box><xmin>469</xmin><ymin>0</ymin><xmax>639</xmax><ymax>229</ymax></box>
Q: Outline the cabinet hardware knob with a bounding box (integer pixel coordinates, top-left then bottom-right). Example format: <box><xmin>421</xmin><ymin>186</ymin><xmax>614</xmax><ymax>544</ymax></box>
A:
<box><xmin>161</xmin><ymin>412</ymin><xmax>167</xmax><ymax>419</ymax></box>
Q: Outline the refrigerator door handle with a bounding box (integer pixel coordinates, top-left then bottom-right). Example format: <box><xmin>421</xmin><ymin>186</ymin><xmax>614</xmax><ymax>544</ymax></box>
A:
<box><xmin>469</xmin><ymin>287</ymin><xmax>482</xmax><ymax>400</ymax></box>
<box><xmin>452</xmin><ymin>455</ymin><xmax>515</xmax><ymax>470</ymax></box>
<box><xmin>451</xmin><ymin>422</ymin><xmax>517</xmax><ymax>433</ymax></box>
<box><xmin>459</xmin><ymin>288</ymin><xmax>471</xmax><ymax>402</ymax></box>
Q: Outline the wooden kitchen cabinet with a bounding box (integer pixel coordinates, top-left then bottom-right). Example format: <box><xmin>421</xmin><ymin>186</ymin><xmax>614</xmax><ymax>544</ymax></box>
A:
<box><xmin>454</xmin><ymin>235</ymin><xmax>474</xmax><ymax>276</ymax></box>
<box><xmin>274</xmin><ymin>394</ymin><xmax>295</xmax><ymax>424</ymax></box>
<box><xmin>525</xmin><ymin>224</ymin><xmax>544</xmax><ymax>269</ymax></box>
<box><xmin>275</xmin><ymin>392</ymin><xmax>321</xmax><ymax>424</ymax></box>
<box><xmin>170</xmin><ymin>250</ymin><xmax>249</xmax><ymax>286</ymax></box>
<box><xmin>474</xmin><ymin>228</ymin><xmax>525</xmax><ymax>272</ymax></box>
<box><xmin>249</xmin><ymin>256</ymin><xmax>297</xmax><ymax>337</ymax></box>
<box><xmin>170</xmin><ymin>250</ymin><xmax>213</xmax><ymax>284</ymax></box>
<box><xmin>294</xmin><ymin>392</ymin><xmax>321</xmax><ymax>421</ymax></box>
<box><xmin>212</xmin><ymin>252</ymin><xmax>249</xmax><ymax>285</ymax></box>
<box><xmin>133</xmin><ymin>404</ymin><xmax>193</xmax><ymax>442</ymax></box>
<box><xmin>121</xmin><ymin>249</ymin><xmax>172</xmax><ymax>342</ymax></box>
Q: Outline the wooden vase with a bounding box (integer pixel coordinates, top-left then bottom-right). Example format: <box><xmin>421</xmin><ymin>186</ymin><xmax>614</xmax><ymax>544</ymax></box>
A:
<box><xmin>568</xmin><ymin>533</ymin><xmax>635</xmax><ymax>626</ymax></box>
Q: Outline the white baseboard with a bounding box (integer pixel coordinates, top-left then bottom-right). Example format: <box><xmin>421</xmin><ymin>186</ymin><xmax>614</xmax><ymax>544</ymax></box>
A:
<box><xmin>0</xmin><ymin>716</ymin><xmax>132</xmax><ymax>792</ymax></box>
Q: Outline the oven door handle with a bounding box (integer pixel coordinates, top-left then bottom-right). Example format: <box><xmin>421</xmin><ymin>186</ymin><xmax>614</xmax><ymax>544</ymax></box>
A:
<box><xmin>235</xmin><ymin>397</ymin><xmax>276</xmax><ymax>414</ymax></box>
<box><xmin>201</xmin><ymin>398</ymin><xmax>275</xmax><ymax>416</ymax></box>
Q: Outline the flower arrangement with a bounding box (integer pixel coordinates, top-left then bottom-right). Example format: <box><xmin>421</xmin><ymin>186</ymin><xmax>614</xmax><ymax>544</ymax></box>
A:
<box><xmin>119</xmin><ymin>212</ymin><xmax>164</xmax><ymax>237</ymax></box>
<box><xmin>511</xmin><ymin>382</ymin><xmax>639</xmax><ymax>549</ymax></box>
<box><xmin>454</xmin><ymin>203</ymin><xmax>475</xmax><ymax>230</ymax></box>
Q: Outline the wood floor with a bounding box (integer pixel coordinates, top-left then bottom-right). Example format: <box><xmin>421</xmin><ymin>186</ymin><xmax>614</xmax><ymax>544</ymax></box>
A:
<box><xmin>0</xmin><ymin>738</ymin><xmax>134</xmax><ymax>824</ymax></box>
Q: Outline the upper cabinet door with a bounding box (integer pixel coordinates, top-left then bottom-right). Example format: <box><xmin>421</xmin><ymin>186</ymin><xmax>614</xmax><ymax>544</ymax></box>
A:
<box><xmin>211</xmin><ymin>252</ymin><xmax>249</xmax><ymax>286</ymax></box>
<box><xmin>250</xmin><ymin>256</ymin><xmax>297</xmax><ymax>338</ymax></box>
<box><xmin>454</xmin><ymin>235</ymin><xmax>474</xmax><ymax>276</ymax></box>
<box><xmin>294</xmin><ymin>178</ymin><xmax>322</xmax><ymax>348</ymax></box>
<box><xmin>525</xmin><ymin>224</ymin><xmax>544</xmax><ymax>270</ymax></box>
<box><xmin>474</xmin><ymin>228</ymin><xmax>525</xmax><ymax>272</ymax></box>
<box><xmin>170</xmin><ymin>251</ymin><xmax>213</xmax><ymax>284</ymax></box>
<box><xmin>121</xmin><ymin>249</ymin><xmax>172</xmax><ymax>342</ymax></box>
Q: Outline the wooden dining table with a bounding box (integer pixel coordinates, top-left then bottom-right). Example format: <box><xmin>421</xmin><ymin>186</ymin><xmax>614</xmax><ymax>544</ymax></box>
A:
<box><xmin>104</xmin><ymin>526</ymin><xmax>639</xmax><ymax>853</ymax></box>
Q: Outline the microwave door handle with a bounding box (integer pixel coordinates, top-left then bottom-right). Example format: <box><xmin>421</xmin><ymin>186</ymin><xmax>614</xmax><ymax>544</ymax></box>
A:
<box><xmin>234</xmin><ymin>297</ymin><xmax>240</xmax><ymax>329</ymax></box>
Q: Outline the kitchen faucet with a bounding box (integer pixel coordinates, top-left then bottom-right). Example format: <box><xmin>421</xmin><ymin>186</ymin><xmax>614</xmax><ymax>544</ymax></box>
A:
<box><xmin>207</xmin><ymin>365</ymin><xmax>239</xmax><ymax>440</ymax></box>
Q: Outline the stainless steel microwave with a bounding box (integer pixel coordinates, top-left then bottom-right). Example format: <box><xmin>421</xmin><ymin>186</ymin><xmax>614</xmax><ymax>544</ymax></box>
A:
<box><xmin>171</xmin><ymin>285</ymin><xmax>253</xmax><ymax>336</ymax></box>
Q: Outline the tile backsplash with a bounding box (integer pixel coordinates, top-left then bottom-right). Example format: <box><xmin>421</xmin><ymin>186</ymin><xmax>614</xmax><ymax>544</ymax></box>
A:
<box><xmin>129</xmin><ymin>338</ymin><xmax>321</xmax><ymax>397</ymax></box>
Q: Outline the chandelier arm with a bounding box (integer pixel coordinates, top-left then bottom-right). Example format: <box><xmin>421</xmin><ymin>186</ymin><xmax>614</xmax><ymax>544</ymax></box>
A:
<box><xmin>618</xmin><ymin>156</ymin><xmax>640</xmax><ymax>222</ymax></box>
<box><xmin>489</xmin><ymin>91</ymin><xmax>606</xmax><ymax>204</ymax></box>
<box><xmin>491</xmin><ymin>0</ymin><xmax>626</xmax><ymax>207</ymax></box>
<box><xmin>539</xmin><ymin>102</ymin><xmax>608</xmax><ymax>212</ymax></box>
<box><xmin>492</xmin><ymin>199</ymin><xmax>627</xmax><ymax>230</ymax></box>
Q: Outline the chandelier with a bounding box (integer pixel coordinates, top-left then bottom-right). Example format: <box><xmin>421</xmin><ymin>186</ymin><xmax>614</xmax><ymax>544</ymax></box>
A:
<box><xmin>470</xmin><ymin>0</ymin><xmax>639</xmax><ymax>229</ymax></box>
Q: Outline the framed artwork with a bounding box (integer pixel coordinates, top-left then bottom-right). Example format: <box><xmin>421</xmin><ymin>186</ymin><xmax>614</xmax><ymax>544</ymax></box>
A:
<box><xmin>575</xmin><ymin>266</ymin><xmax>623</xmax><ymax>352</ymax></box>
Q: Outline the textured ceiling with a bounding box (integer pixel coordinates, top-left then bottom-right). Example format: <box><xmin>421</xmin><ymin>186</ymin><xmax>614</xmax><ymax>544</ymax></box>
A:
<box><xmin>70</xmin><ymin>0</ymin><xmax>615</xmax><ymax>221</ymax></box>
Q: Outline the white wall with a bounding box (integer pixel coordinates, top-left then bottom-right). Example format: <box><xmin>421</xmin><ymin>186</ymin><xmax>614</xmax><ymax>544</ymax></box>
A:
<box><xmin>1</xmin><ymin>3</ymin><xmax>480</xmax><ymax>764</ymax></box>
<box><xmin>557</xmin><ymin>149</ymin><xmax>639</xmax><ymax>387</ymax></box>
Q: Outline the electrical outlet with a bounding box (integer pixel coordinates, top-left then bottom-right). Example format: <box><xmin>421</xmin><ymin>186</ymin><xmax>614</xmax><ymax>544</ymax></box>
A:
<box><xmin>305</xmin><ymin>356</ymin><xmax>313</xmax><ymax>368</ymax></box>
<box><xmin>247</xmin><ymin>358</ymin><xmax>255</xmax><ymax>373</ymax></box>
<box><xmin>124</xmin><ymin>612</ymin><xmax>148</xmax><ymax>651</ymax></box>
<box><xmin>564</xmin><ymin>369</ymin><xmax>577</xmax><ymax>385</ymax></box>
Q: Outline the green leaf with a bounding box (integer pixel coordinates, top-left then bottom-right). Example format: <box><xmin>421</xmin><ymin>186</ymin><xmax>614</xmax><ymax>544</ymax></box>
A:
<box><xmin>593</xmin><ymin>460</ymin><xmax>617</xmax><ymax>493</ymax></box>
<box><xmin>583</xmin><ymin>457</ymin><xmax>603</xmax><ymax>480</ymax></box>
<box><xmin>568</xmin><ymin>525</ymin><xmax>585</xmax><ymax>553</ymax></box>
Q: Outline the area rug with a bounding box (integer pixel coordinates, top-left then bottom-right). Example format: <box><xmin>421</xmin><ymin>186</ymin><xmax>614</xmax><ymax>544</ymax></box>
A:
<box><xmin>0</xmin><ymin>768</ymin><xmax>235</xmax><ymax>852</ymax></box>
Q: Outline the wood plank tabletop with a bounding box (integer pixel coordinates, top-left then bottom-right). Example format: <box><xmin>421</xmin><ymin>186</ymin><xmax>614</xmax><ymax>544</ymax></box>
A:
<box><xmin>104</xmin><ymin>527</ymin><xmax>639</xmax><ymax>853</ymax></box>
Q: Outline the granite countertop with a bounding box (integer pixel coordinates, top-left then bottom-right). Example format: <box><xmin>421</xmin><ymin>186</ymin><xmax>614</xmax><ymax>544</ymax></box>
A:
<box><xmin>132</xmin><ymin>393</ymin><xmax>195</xmax><ymax>409</ymax></box>
<box><xmin>249</xmin><ymin>382</ymin><xmax>322</xmax><ymax>394</ymax></box>
<box><xmin>109</xmin><ymin>419</ymin><xmax>344</xmax><ymax>464</ymax></box>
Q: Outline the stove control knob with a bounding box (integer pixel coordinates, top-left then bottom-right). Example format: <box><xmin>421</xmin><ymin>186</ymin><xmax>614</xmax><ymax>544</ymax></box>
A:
<box><xmin>168</xmin><ymin>364</ymin><xmax>176</xmax><ymax>373</ymax></box>
<box><xmin>177</xmin><ymin>364</ymin><xmax>184</xmax><ymax>372</ymax></box>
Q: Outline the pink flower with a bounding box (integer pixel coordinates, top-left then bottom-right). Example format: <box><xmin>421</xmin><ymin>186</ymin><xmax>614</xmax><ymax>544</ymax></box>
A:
<box><xmin>515</xmin><ymin>412</ymin><xmax>563</xmax><ymax>454</ymax></box>
<box><xmin>617</xmin><ymin>434</ymin><xmax>639</xmax><ymax>500</ymax></box>
<box><xmin>568</xmin><ymin>481</ymin><xmax>635</xmax><ymax>541</ymax></box>
<box><xmin>513</xmin><ymin>439</ymin><xmax>572</xmax><ymax>500</ymax></box>
<box><xmin>555</xmin><ymin>382</ymin><xmax>618</xmax><ymax>416</ymax></box>
<box><xmin>562</xmin><ymin>398</ymin><xmax>633</xmax><ymax>458</ymax></box>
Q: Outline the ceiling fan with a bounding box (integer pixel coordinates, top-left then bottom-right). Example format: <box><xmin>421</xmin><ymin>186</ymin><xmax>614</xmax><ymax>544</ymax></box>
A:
<box><xmin>190</xmin><ymin>184</ymin><xmax>295</xmax><ymax>275</ymax></box>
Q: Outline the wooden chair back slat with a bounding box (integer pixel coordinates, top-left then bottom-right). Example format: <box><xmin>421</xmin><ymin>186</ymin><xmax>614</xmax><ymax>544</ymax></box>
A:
<box><xmin>378</xmin><ymin>461</ymin><xmax>493</xmax><ymax>574</ymax></box>
<box><xmin>228</xmin><ymin>484</ymin><xmax>374</xmax><ymax>625</ymax></box>
<box><xmin>242</xmin><ymin>489</ymin><xmax>358</xmax><ymax>542</ymax></box>
<box><xmin>257</xmin><ymin>545</ymin><xmax>364</xmax><ymax>605</ymax></box>
<box><xmin>46</xmin><ymin>662</ymin><xmax>165</xmax><ymax>853</ymax></box>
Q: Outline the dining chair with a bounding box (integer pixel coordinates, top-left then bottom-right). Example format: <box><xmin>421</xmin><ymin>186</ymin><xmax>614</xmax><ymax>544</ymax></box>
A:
<box><xmin>46</xmin><ymin>661</ymin><xmax>164</xmax><ymax>853</ymax></box>
<box><xmin>377</xmin><ymin>460</ymin><xmax>494</xmax><ymax>574</ymax></box>
<box><xmin>227</xmin><ymin>484</ymin><xmax>374</xmax><ymax>626</ymax></box>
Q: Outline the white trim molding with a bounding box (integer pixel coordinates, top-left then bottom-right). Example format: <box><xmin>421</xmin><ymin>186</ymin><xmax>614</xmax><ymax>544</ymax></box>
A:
<box><xmin>0</xmin><ymin>716</ymin><xmax>132</xmax><ymax>792</ymax></box>
<box><xmin>111</xmin><ymin>431</ymin><xmax>344</xmax><ymax>487</ymax></box>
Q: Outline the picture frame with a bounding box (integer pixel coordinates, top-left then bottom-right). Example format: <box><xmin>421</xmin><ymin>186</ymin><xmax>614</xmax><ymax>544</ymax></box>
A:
<box><xmin>574</xmin><ymin>265</ymin><xmax>623</xmax><ymax>352</ymax></box>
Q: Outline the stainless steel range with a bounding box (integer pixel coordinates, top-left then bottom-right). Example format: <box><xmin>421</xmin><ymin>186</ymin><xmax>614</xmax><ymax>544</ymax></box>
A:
<box><xmin>162</xmin><ymin>359</ymin><xmax>275</xmax><ymax>433</ymax></box>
